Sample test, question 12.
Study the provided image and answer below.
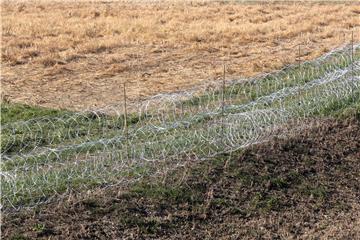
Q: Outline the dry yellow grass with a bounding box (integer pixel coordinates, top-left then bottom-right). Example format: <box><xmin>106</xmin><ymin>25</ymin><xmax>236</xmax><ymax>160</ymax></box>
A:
<box><xmin>1</xmin><ymin>1</ymin><xmax>359</xmax><ymax>110</ymax></box>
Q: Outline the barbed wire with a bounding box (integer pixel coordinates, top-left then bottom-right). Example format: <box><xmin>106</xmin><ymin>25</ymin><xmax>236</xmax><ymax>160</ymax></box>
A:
<box><xmin>2</xmin><ymin>44</ymin><xmax>358</xmax><ymax>156</ymax></box>
<box><xmin>1</xmin><ymin>43</ymin><xmax>359</xmax><ymax>211</ymax></box>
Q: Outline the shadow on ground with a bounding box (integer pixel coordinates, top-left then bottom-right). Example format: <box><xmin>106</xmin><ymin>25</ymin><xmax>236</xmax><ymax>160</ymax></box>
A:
<box><xmin>2</xmin><ymin>117</ymin><xmax>360</xmax><ymax>239</ymax></box>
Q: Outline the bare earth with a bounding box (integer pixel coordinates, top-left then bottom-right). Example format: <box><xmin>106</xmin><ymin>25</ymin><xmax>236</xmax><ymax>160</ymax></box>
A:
<box><xmin>1</xmin><ymin>1</ymin><xmax>360</xmax><ymax>110</ymax></box>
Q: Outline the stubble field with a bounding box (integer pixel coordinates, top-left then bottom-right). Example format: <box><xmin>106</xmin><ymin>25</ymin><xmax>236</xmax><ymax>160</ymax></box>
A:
<box><xmin>1</xmin><ymin>1</ymin><xmax>359</xmax><ymax>110</ymax></box>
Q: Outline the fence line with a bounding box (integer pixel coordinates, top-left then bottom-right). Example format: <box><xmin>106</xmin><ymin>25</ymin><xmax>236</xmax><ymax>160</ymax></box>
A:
<box><xmin>1</xmin><ymin>39</ymin><xmax>360</xmax><ymax>211</ymax></box>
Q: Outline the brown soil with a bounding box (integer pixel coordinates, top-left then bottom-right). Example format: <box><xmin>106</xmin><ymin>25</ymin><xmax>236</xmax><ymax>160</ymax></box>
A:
<box><xmin>1</xmin><ymin>1</ymin><xmax>360</xmax><ymax>110</ymax></box>
<box><xmin>2</xmin><ymin>117</ymin><xmax>360</xmax><ymax>239</ymax></box>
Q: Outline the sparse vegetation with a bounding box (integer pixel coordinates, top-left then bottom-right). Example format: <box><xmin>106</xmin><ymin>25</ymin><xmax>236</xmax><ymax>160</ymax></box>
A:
<box><xmin>3</xmin><ymin>116</ymin><xmax>360</xmax><ymax>239</ymax></box>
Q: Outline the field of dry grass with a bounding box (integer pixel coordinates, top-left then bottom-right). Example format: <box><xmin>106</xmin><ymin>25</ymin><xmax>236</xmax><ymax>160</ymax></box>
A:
<box><xmin>1</xmin><ymin>1</ymin><xmax>360</xmax><ymax>110</ymax></box>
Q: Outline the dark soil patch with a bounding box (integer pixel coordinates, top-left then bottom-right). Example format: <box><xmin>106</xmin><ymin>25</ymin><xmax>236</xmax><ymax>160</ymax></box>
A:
<box><xmin>2</xmin><ymin>118</ymin><xmax>360</xmax><ymax>239</ymax></box>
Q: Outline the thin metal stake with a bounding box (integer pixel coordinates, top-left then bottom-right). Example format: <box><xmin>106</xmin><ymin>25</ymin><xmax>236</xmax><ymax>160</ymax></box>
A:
<box><xmin>298</xmin><ymin>44</ymin><xmax>301</xmax><ymax>68</ymax></box>
<box><xmin>351</xmin><ymin>30</ymin><xmax>354</xmax><ymax>80</ymax></box>
<box><xmin>222</xmin><ymin>63</ymin><xmax>226</xmax><ymax>114</ymax></box>
<box><xmin>123</xmin><ymin>82</ymin><xmax>129</xmax><ymax>159</ymax></box>
<box><xmin>221</xmin><ymin>62</ymin><xmax>226</xmax><ymax>145</ymax></box>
